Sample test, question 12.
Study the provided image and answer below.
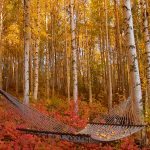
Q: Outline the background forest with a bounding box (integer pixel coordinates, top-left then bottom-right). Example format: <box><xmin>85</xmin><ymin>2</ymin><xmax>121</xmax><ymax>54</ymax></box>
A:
<box><xmin>0</xmin><ymin>0</ymin><xmax>150</xmax><ymax>149</ymax></box>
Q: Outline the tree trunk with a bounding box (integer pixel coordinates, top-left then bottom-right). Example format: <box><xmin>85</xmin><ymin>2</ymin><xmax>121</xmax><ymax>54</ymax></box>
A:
<box><xmin>15</xmin><ymin>55</ymin><xmax>19</xmax><ymax>94</ymax></box>
<box><xmin>45</xmin><ymin>8</ymin><xmax>50</xmax><ymax>100</ymax></box>
<box><xmin>141</xmin><ymin>0</ymin><xmax>150</xmax><ymax>108</ymax></box>
<box><xmin>23</xmin><ymin>0</ymin><xmax>31</xmax><ymax>105</ymax></box>
<box><xmin>33</xmin><ymin>0</ymin><xmax>40</xmax><ymax>100</ymax></box>
<box><xmin>87</xmin><ymin>30</ymin><xmax>92</xmax><ymax>104</ymax></box>
<box><xmin>104</xmin><ymin>0</ymin><xmax>112</xmax><ymax>111</ymax></box>
<box><xmin>88</xmin><ymin>47</ymin><xmax>92</xmax><ymax>104</ymax></box>
<box><xmin>29</xmin><ymin>41</ymin><xmax>33</xmax><ymax>96</ymax></box>
<box><xmin>50</xmin><ymin>13</ymin><xmax>55</xmax><ymax>98</ymax></box>
<box><xmin>0</xmin><ymin>0</ymin><xmax>3</xmax><ymax>89</ymax></box>
<box><xmin>114</xmin><ymin>0</ymin><xmax>124</xmax><ymax>93</ymax></box>
<box><xmin>64</xmin><ymin>0</ymin><xmax>70</xmax><ymax>102</ymax></box>
<box><xmin>70</xmin><ymin>0</ymin><xmax>78</xmax><ymax>114</ymax></box>
<box><xmin>123</xmin><ymin>0</ymin><xmax>143</xmax><ymax>117</ymax></box>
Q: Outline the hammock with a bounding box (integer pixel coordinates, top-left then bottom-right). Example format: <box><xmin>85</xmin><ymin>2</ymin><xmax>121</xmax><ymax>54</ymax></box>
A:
<box><xmin>0</xmin><ymin>89</ymin><xmax>146</xmax><ymax>143</ymax></box>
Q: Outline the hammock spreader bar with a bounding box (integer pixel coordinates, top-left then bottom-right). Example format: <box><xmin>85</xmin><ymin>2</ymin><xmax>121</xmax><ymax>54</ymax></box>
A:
<box><xmin>16</xmin><ymin>128</ymin><xmax>99</xmax><ymax>143</ymax></box>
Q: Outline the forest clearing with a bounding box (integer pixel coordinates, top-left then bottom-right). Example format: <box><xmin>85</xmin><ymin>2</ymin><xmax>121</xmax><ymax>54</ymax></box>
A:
<box><xmin>0</xmin><ymin>0</ymin><xmax>150</xmax><ymax>149</ymax></box>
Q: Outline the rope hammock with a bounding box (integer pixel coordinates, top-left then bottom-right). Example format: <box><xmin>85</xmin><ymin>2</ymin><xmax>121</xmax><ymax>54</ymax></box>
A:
<box><xmin>0</xmin><ymin>89</ymin><xmax>146</xmax><ymax>143</ymax></box>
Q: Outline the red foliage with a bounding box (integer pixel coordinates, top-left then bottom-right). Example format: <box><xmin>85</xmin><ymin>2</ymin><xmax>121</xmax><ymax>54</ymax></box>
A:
<box><xmin>120</xmin><ymin>138</ymin><xmax>139</xmax><ymax>150</ymax></box>
<box><xmin>0</xmin><ymin>99</ymin><xmax>148</xmax><ymax>149</ymax></box>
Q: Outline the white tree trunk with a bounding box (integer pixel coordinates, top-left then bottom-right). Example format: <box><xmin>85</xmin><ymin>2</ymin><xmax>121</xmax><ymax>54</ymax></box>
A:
<box><xmin>123</xmin><ymin>0</ymin><xmax>143</xmax><ymax>116</ymax></box>
<box><xmin>29</xmin><ymin>41</ymin><xmax>33</xmax><ymax>96</ymax></box>
<box><xmin>141</xmin><ymin>0</ymin><xmax>150</xmax><ymax>108</ymax></box>
<box><xmin>70</xmin><ymin>0</ymin><xmax>78</xmax><ymax>114</ymax></box>
<box><xmin>33</xmin><ymin>0</ymin><xmax>40</xmax><ymax>100</ymax></box>
<box><xmin>23</xmin><ymin>0</ymin><xmax>31</xmax><ymax>105</ymax></box>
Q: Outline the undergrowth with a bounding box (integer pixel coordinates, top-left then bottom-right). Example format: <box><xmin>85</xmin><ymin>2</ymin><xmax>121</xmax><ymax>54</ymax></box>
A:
<box><xmin>0</xmin><ymin>97</ymin><xmax>149</xmax><ymax>149</ymax></box>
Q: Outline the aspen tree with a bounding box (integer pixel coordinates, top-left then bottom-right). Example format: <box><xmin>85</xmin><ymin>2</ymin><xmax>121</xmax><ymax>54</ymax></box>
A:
<box><xmin>33</xmin><ymin>0</ymin><xmax>40</xmax><ymax>100</ymax></box>
<box><xmin>23</xmin><ymin>0</ymin><xmax>31</xmax><ymax>105</ymax></box>
<box><xmin>123</xmin><ymin>0</ymin><xmax>143</xmax><ymax>116</ymax></box>
<box><xmin>70</xmin><ymin>0</ymin><xmax>78</xmax><ymax>113</ymax></box>
<box><xmin>30</xmin><ymin>9</ymin><xmax>34</xmax><ymax>97</ymax></box>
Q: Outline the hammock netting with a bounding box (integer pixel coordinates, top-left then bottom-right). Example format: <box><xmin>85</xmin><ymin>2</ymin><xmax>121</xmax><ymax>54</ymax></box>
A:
<box><xmin>0</xmin><ymin>89</ymin><xmax>146</xmax><ymax>143</ymax></box>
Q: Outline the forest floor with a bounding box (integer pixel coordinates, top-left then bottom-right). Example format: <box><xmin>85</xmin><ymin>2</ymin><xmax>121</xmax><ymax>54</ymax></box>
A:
<box><xmin>0</xmin><ymin>95</ymin><xmax>150</xmax><ymax>150</ymax></box>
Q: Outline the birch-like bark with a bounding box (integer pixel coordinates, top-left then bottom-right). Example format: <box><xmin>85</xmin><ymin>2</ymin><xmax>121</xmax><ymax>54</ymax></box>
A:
<box><xmin>33</xmin><ymin>0</ymin><xmax>40</xmax><ymax>100</ymax></box>
<box><xmin>30</xmin><ymin>13</ymin><xmax>34</xmax><ymax>97</ymax></box>
<box><xmin>29</xmin><ymin>41</ymin><xmax>33</xmax><ymax>96</ymax></box>
<box><xmin>141</xmin><ymin>0</ymin><xmax>150</xmax><ymax>108</ymax></box>
<box><xmin>23</xmin><ymin>0</ymin><xmax>31</xmax><ymax>104</ymax></box>
<box><xmin>70</xmin><ymin>0</ymin><xmax>78</xmax><ymax>114</ymax></box>
<box><xmin>0</xmin><ymin>0</ymin><xmax>3</xmax><ymax>89</ymax></box>
<box><xmin>123</xmin><ymin>0</ymin><xmax>143</xmax><ymax>116</ymax></box>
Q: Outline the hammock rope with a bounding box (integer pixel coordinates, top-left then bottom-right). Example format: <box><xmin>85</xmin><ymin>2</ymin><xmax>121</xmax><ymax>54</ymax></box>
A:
<box><xmin>0</xmin><ymin>89</ymin><xmax>146</xmax><ymax>143</ymax></box>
